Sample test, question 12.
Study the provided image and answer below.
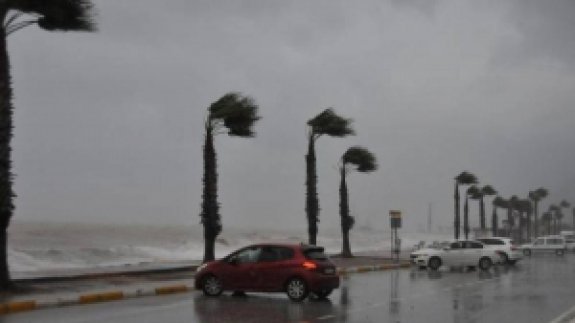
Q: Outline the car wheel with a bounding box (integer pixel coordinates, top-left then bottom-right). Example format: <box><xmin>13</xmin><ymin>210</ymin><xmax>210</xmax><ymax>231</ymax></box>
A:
<box><xmin>285</xmin><ymin>277</ymin><xmax>309</xmax><ymax>302</ymax></box>
<box><xmin>312</xmin><ymin>289</ymin><xmax>333</xmax><ymax>300</ymax></box>
<box><xmin>507</xmin><ymin>259</ymin><xmax>517</xmax><ymax>265</ymax></box>
<box><xmin>556</xmin><ymin>249</ymin><xmax>565</xmax><ymax>256</ymax></box>
<box><xmin>523</xmin><ymin>249</ymin><xmax>532</xmax><ymax>256</ymax></box>
<box><xmin>202</xmin><ymin>275</ymin><xmax>223</xmax><ymax>297</ymax></box>
<box><xmin>428</xmin><ymin>257</ymin><xmax>442</xmax><ymax>271</ymax></box>
<box><xmin>478</xmin><ymin>257</ymin><xmax>492</xmax><ymax>271</ymax></box>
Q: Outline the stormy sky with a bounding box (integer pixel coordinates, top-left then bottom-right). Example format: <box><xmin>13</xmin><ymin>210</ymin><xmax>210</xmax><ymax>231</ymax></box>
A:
<box><xmin>7</xmin><ymin>0</ymin><xmax>575</xmax><ymax>233</ymax></box>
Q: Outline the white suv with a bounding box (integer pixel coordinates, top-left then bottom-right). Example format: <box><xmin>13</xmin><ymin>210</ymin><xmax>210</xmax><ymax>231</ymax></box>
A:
<box><xmin>476</xmin><ymin>237</ymin><xmax>522</xmax><ymax>265</ymax></box>
<box><xmin>520</xmin><ymin>236</ymin><xmax>567</xmax><ymax>256</ymax></box>
<box><xmin>410</xmin><ymin>240</ymin><xmax>498</xmax><ymax>271</ymax></box>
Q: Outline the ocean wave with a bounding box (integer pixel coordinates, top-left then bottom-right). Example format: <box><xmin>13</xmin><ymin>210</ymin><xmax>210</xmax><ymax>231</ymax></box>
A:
<box><xmin>7</xmin><ymin>222</ymin><xmax>450</xmax><ymax>274</ymax></box>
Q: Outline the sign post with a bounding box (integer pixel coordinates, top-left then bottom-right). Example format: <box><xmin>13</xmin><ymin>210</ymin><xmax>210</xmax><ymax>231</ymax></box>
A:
<box><xmin>389</xmin><ymin>210</ymin><xmax>402</xmax><ymax>262</ymax></box>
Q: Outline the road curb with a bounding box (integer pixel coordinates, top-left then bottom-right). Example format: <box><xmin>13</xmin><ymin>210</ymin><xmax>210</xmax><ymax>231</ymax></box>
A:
<box><xmin>0</xmin><ymin>261</ymin><xmax>410</xmax><ymax>316</ymax></box>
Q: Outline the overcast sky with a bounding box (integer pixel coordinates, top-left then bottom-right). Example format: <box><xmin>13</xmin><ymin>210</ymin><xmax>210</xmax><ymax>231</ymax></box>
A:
<box><xmin>7</xmin><ymin>0</ymin><xmax>575</xmax><ymax>233</ymax></box>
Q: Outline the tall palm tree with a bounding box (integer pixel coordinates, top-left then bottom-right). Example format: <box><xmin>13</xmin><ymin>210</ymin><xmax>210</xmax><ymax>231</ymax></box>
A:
<box><xmin>480</xmin><ymin>185</ymin><xmax>497</xmax><ymax>231</ymax></box>
<box><xmin>558</xmin><ymin>200</ymin><xmax>571</xmax><ymax>233</ymax></box>
<box><xmin>507</xmin><ymin>196</ymin><xmax>519</xmax><ymax>238</ymax></box>
<box><xmin>541</xmin><ymin>211</ymin><xmax>553</xmax><ymax>235</ymax></box>
<box><xmin>515</xmin><ymin>199</ymin><xmax>533</xmax><ymax>243</ymax></box>
<box><xmin>549</xmin><ymin>204</ymin><xmax>560</xmax><ymax>235</ymax></box>
<box><xmin>492</xmin><ymin>196</ymin><xmax>508</xmax><ymax>236</ymax></box>
<box><xmin>466</xmin><ymin>185</ymin><xmax>481</xmax><ymax>239</ymax></box>
<box><xmin>0</xmin><ymin>1</ymin><xmax>96</xmax><ymax>290</ymax></box>
<box><xmin>306</xmin><ymin>109</ymin><xmax>354</xmax><ymax>245</ymax></box>
<box><xmin>338</xmin><ymin>146</ymin><xmax>377</xmax><ymax>258</ymax></box>
<box><xmin>454</xmin><ymin>171</ymin><xmax>477</xmax><ymax>239</ymax></box>
<box><xmin>200</xmin><ymin>93</ymin><xmax>260</xmax><ymax>262</ymax></box>
<box><xmin>529</xmin><ymin>188</ymin><xmax>548</xmax><ymax>238</ymax></box>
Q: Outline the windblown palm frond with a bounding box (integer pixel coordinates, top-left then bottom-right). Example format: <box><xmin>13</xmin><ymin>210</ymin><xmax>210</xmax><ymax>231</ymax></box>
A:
<box><xmin>308</xmin><ymin>108</ymin><xmax>354</xmax><ymax>137</ymax></box>
<box><xmin>481</xmin><ymin>185</ymin><xmax>496</xmax><ymax>196</ymax></box>
<box><xmin>455</xmin><ymin>171</ymin><xmax>477</xmax><ymax>185</ymax></box>
<box><xmin>342</xmin><ymin>146</ymin><xmax>377</xmax><ymax>172</ymax></box>
<box><xmin>8</xmin><ymin>0</ymin><xmax>96</xmax><ymax>34</ymax></box>
<box><xmin>208</xmin><ymin>92</ymin><xmax>260</xmax><ymax>137</ymax></box>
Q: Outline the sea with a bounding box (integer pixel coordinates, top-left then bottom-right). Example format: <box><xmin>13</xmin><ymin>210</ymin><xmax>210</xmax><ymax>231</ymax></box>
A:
<box><xmin>7</xmin><ymin>221</ymin><xmax>451</xmax><ymax>277</ymax></box>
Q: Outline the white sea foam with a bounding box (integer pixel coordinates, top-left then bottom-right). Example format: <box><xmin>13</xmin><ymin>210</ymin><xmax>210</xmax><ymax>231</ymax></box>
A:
<box><xmin>7</xmin><ymin>222</ymin><xmax>451</xmax><ymax>274</ymax></box>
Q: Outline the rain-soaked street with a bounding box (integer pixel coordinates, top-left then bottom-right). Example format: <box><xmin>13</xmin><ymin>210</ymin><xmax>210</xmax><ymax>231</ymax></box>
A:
<box><xmin>2</xmin><ymin>255</ymin><xmax>575</xmax><ymax>323</ymax></box>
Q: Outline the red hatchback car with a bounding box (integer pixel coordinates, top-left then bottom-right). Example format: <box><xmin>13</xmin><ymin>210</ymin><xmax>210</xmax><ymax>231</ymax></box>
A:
<box><xmin>195</xmin><ymin>243</ymin><xmax>340</xmax><ymax>301</ymax></box>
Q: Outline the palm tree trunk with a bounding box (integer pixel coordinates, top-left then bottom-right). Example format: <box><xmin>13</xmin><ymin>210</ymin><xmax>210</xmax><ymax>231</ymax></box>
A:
<box><xmin>463</xmin><ymin>195</ymin><xmax>469</xmax><ymax>240</ymax></box>
<box><xmin>491</xmin><ymin>206</ymin><xmax>498</xmax><ymax>236</ymax></box>
<box><xmin>201</xmin><ymin>126</ymin><xmax>220</xmax><ymax>263</ymax></box>
<box><xmin>305</xmin><ymin>135</ymin><xmax>319</xmax><ymax>245</ymax></box>
<box><xmin>339</xmin><ymin>167</ymin><xmax>352</xmax><ymax>258</ymax></box>
<box><xmin>0</xmin><ymin>20</ymin><xmax>15</xmax><ymax>290</ymax></box>
<box><xmin>480</xmin><ymin>196</ymin><xmax>485</xmax><ymax>230</ymax></box>
<box><xmin>533</xmin><ymin>201</ymin><xmax>539</xmax><ymax>238</ymax></box>
<box><xmin>506</xmin><ymin>207</ymin><xmax>514</xmax><ymax>238</ymax></box>
<box><xmin>454</xmin><ymin>182</ymin><xmax>460</xmax><ymax>240</ymax></box>
<box><xmin>526</xmin><ymin>212</ymin><xmax>532</xmax><ymax>241</ymax></box>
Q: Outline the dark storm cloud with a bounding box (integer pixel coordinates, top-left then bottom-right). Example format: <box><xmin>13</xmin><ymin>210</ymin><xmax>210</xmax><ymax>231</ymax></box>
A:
<box><xmin>7</xmin><ymin>0</ymin><xmax>575</xmax><ymax>233</ymax></box>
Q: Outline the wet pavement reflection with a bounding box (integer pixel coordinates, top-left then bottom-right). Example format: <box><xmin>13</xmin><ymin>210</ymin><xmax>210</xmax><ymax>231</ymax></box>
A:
<box><xmin>3</xmin><ymin>255</ymin><xmax>575</xmax><ymax>323</ymax></box>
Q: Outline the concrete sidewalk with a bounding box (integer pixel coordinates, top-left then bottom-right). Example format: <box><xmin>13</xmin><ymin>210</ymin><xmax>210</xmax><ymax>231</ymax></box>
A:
<box><xmin>0</xmin><ymin>255</ymin><xmax>410</xmax><ymax>315</ymax></box>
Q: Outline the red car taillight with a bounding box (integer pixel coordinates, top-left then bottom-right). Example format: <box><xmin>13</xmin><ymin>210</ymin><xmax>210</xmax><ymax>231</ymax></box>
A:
<box><xmin>302</xmin><ymin>261</ymin><xmax>318</xmax><ymax>270</ymax></box>
<box><xmin>511</xmin><ymin>245</ymin><xmax>518</xmax><ymax>251</ymax></box>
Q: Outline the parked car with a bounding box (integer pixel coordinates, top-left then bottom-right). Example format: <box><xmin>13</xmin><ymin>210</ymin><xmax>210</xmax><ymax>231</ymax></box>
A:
<box><xmin>559</xmin><ymin>231</ymin><xmax>575</xmax><ymax>252</ymax></box>
<box><xmin>520</xmin><ymin>236</ymin><xmax>567</xmax><ymax>256</ymax></box>
<box><xmin>410</xmin><ymin>241</ymin><xmax>451</xmax><ymax>269</ymax></box>
<box><xmin>195</xmin><ymin>243</ymin><xmax>340</xmax><ymax>302</ymax></box>
<box><xmin>410</xmin><ymin>240</ymin><xmax>498</xmax><ymax>271</ymax></box>
<box><xmin>475</xmin><ymin>237</ymin><xmax>522</xmax><ymax>265</ymax></box>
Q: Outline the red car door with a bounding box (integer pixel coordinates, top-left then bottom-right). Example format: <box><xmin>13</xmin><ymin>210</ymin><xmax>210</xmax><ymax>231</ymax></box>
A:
<box><xmin>222</xmin><ymin>246</ymin><xmax>262</xmax><ymax>290</ymax></box>
<box><xmin>256</xmin><ymin>246</ymin><xmax>295</xmax><ymax>291</ymax></box>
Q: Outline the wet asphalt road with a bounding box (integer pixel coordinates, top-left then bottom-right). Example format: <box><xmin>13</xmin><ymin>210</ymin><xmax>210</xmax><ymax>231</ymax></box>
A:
<box><xmin>2</xmin><ymin>255</ymin><xmax>575</xmax><ymax>323</ymax></box>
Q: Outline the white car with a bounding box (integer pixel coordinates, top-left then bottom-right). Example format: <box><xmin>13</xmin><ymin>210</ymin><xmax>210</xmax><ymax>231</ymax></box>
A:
<box><xmin>475</xmin><ymin>237</ymin><xmax>522</xmax><ymax>265</ymax></box>
<box><xmin>410</xmin><ymin>241</ymin><xmax>451</xmax><ymax>268</ymax></box>
<box><xmin>520</xmin><ymin>236</ymin><xmax>567</xmax><ymax>256</ymax></box>
<box><xmin>559</xmin><ymin>231</ymin><xmax>575</xmax><ymax>252</ymax></box>
<box><xmin>410</xmin><ymin>240</ymin><xmax>498</xmax><ymax>271</ymax></box>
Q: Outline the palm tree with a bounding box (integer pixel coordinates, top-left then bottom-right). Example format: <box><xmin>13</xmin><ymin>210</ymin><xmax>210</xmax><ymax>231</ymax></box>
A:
<box><xmin>558</xmin><ymin>200</ymin><xmax>571</xmax><ymax>233</ymax></box>
<box><xmin>0</xmin><ymin>1</ymin><xmax>96</xmax><ymax>290</ymax></box>
<box><xmin>492</xmin><ymin>196</ymin><xmax>508</xmax><ymax>236</ymax></box>
<box><xmin>306</xmin><ymin>109</ymin><xmax>354</xmax><ymax>245</ymax></box>
<box><xmin>200</xmin><ymin>93</ymin><xmax>260</xmax><ymax>262</ymax></box>
<box><xmin>549</xmin><ymin>204</ymin><xmax>560</xmax><ymax>234</ymax></box>
<box><xmin>529</xmin><ymin>188</ymin><xmax>548</xmax><ymax>238</ymax></box>
<box><xmin>507</xmin><ymin>196</ymin><xmax>519</xmax><ymax>238</ymax></box>
<box><xmin>454</xmin><ymin>171</ymin><xmax>478</xmax><ymax>239</ymax></box>
<box><xmin>480</xmin><ymin>185</ymin><xmax>497</xmax><ymax>231</ymax></box>
<box><xmin>515</xmin><ymin>199</ymin><xmax>533</xmax><ymax>243</ymax></box>
<box><xmin>541</xmin><ymin>211</ymin><xmax>553</xmax><ymax>235</ymax></box>
<box><xmin>338</xmin><ymin>147</ymin><xmax>377</xmax><ymax>258</ymax></box>
<box><xmin>466</xmin><ymin>185</ymin><xmax>481</xmax><ymax>239</ymax></box>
